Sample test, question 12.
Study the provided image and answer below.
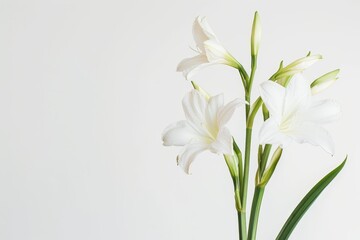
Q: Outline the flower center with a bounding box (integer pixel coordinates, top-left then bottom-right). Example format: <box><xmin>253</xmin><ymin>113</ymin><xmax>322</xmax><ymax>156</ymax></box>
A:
<box><xmin>201</xmin><ymin>122</ymin><xmax>218</xmax><ymax>142</ymax></box>
<box><xmin>279</xmin><ymin>110</ymin><xmax>298</xmax><ymax>132</ymax></box>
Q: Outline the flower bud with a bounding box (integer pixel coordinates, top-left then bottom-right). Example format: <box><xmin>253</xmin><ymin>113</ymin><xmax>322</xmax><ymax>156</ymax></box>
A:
<box><xmin>251</xmin><ymin>12</ymin><xmax>261</xmax><ymax>57</ymax></box>
<box><xmin>224</xmin><ymin>154</ymin><xmax>238</xmax><ymax>178</ymax></box>
<box><xmin>257</xmin><ymin>147</ymin><xmax>283</xmax><ymax>187</ymax></box>
<box><xmin>311</xmin><ymin>69</ymin><xmax>340</xmax><ymax>94</ymax></box>
<box><xmin>271</xmin><ymin>54</ymin><xmax>322</xmax><ymax>83</ymax></box>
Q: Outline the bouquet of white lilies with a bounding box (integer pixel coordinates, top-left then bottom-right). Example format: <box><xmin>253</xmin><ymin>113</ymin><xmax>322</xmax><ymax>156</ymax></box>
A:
<box><xmin>162</xmin><ymin>12</ymin><xmax>346</xmax><ymax>240</ymax></box>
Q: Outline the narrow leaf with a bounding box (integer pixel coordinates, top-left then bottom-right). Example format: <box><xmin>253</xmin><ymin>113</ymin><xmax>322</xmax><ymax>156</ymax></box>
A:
<box><xmin>276</xmin><ymin>157</ymin><xmax>347</xmax><ymax>240</ymax></box>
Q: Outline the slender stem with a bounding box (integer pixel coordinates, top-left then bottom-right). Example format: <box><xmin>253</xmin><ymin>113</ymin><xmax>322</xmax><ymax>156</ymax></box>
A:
<box><xmin>245</xmin><ymin>60</ymin><xmax>256</xmax><ymax>120</ymax></box>
<box><xmin>248</xmin><ymin>56</ymin><xmax>257</xmax><ymax>95</ymax></box>
<box><xmin>248</xmin><ymin>186</ymin><xmax>265</xmax><ymax>240</ymax></box>
<box><xmin>238</xmin><ymin>108</ymin><xmax>252</xmax><ymax>240</ymax></box>
<box><xmin>257</xmin><ymin>146</ymin><xmax>263</xmax><ymax>174</ymax></box>
<box><xmin>242</xmin><ymin>54</ymin><xmax>257</xmax><ymax>200</ymax></box>
<box><xmin>242</xmin><ymin>54</ymin><xmax>257</xmax><ymax>203</ymax></box>
<box><xmin>238</xmin><ymin>53</ymin><xmax>258</xmax><ymax>240</ymax></box>
<box><xmin>238</xmin><ymin>211</ymin><xmax>247</xmax><ymax>240</ymax></box>
<box><xmin>241</xmin><ymin>127</ymin><xmax>252</xmax><ymax>207</ymax></box>
<box><xmin>245</xmin><ymin>92</ymin><xmax>250</xmax><ymax>120</ymax></box>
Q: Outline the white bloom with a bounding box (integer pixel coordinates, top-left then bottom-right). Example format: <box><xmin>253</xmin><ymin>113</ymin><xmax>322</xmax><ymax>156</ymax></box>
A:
<box><xmin>259</xmin><ymin>74</ymin><xmax>341</xmax><ymax>155</ymax></box>
<box><xmin>177</xmin><ymin>16</ymin><xmax>240</xmax><ymax>80</ymax></box>
<box><xmin>162</xmin><ymin>90</ymin><xmax>243</xmax><ymax>173</ymax></box>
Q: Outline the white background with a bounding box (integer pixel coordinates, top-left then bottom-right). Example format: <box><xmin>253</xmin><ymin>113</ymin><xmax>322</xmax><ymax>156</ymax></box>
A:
<box><xmin>0</xmin><ymin>0</ymin><xmax>359</xmax><ymax>239</ymax></box>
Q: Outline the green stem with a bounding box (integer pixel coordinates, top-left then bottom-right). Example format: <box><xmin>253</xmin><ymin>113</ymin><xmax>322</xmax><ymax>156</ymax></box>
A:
<box><xmin>242</xmin><ymin>54</ymin><xmax>257</xmax><ymax>205</ymax></box>
<box><xmin>242</xmin><ymin>53</ymin><xmax>257</xmax><ymax>196</ymax></box>
<box><xmin>245</xmin><ymin>60</ymin><xmax>256</xmax><ymax>120</ymax></box>
<box><xmin>249</xmin><ymin>56</ymin><xmax>257</xmax><ymax>94</ymax></box>
<box><xmin>241</xmin><ymin>128</ymin><xmax>252</xmax><ymax>207</ymax></box>
<box><xmin>245</xmin><ymin>93</ymin><xmax>251</xmax><ymax>120</ymax></box>
<box><xmin>238</xmin><ymin>54</ymin><xmax>257</xmax><ymax>240</ymax></box>
<box><xmin>238</xmin><ymin>211</ymin><xmax>247</xmax><ymax>240</ymax></box>
<box><xmin>248</xmin><ymin>186</ymin><xmax>265</xmax><ymax>240</ymax></box>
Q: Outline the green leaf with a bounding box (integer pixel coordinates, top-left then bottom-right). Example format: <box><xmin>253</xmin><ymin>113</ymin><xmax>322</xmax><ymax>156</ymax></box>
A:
<box><xmin>276</xmin><ymin>157</ymin><xmax>347</xmax><ymax>240</ymax></box>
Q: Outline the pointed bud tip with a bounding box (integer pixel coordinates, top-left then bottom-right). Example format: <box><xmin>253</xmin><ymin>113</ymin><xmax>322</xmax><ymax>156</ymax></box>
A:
<box><xmin>251</xmin><ymin>11</ymin><xmax>261</xmax><ymax>57</ymax></box>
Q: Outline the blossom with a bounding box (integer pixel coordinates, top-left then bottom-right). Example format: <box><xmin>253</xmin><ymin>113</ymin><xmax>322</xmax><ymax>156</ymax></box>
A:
<box><xmin>162</xmin><ymin>90</ymin><xmax>243</xmax><ymax>173</ymax></box>
<box><xmin>259</xmin><ymin>74</ymin><xmax>341</xmax><ymax>155</ymax></box>
<box><xmin>177</xmin><ymin>16</ymin><xmax>240</xmax><ymax>80</ymax></box>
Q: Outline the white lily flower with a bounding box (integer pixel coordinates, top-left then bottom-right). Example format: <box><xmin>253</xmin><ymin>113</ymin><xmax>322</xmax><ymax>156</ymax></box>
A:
<box><xmin>259</xmin><ymin>74</ymin><xmax>341</xmax><ymax>155</ymax></box>
<box><xmin>162</xmin><ymin>90</ymin><xmax>243</xmax><ymax>173</ymax></box>
<box><xmin>177</xmin><ymin>16</ymin><xmax>240</xmax><ymax>80</ymax></box>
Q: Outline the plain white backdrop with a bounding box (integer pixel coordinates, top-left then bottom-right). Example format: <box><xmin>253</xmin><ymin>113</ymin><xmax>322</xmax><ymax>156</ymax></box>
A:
<box><xmin>0</xmin><ymin>0</ymin><xmax>359</xmax><ymax>239</ymax></box>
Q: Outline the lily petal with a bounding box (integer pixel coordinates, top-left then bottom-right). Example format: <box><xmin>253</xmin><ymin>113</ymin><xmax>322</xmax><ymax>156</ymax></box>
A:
<box><xmin>291</xmin><ymin>123</ymin><xmax>335</xmax><ymax>155</ymax></box>
<box><xmin>204</xmin><ymin>40</ymin><xmax>234</xmax><ymax>66</ymax></box>
<box><xmin>193</xmin><ymin>16</ymin><xmax>217</xmax><ymax>52</ymax></box>
<box><xmin>162</xmin><ymin>120</ymin><xmax>197</xmax><ymax>146</ymax></box>
<box><xmin>177</xmin><ymin>143</ymin><xmax>208</xmax><ymax>174</ymax></box>
<box><xmin>304</xmin><ymin>99</ymin><xmax>341</xmax><ymax>124</ymax></box>
<box><xmin>259</xmin><ymin>118</ymin><xmax>292</xmax><ymax>147</ymax></box>
<box><xmin>259</xmin><ymin>81</ymin><xmax>285</xmax><ymax>123</ymax></box>
<box><xmin>205</xmin><ymin>93</ymin><xmax>224</xmax><ymax>133</ymax></box>
<box><xmin>218</xmin><ymin>98</ymin><xmax>243</xmax><ymax>127</ymax></box>
<box><xmin>177</xmin><ymin>55</ymin><xmax>212</xmax><ymax>80</ymax></box>
<box><xmin>182</xmin><ymin>90</ymin><xmax>207</xmax><ymax>128</ymax></box>
<box><xmin>210</xmin><ymin>127</ymin><xmax>233</xmax><ymax>155</ymax></box>
<box><xmin>283</xmin><ymin>74</ymin><xmax>311</xmax><ymax>114</ymax></box>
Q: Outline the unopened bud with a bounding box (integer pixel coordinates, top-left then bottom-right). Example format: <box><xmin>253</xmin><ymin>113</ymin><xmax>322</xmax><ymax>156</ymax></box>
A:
<box><xmin>251</xmin><ymin>11</ymin><xmax>261</xmax><ymax>57</ymax></box>
<box><xmin>271</xmin><ymin>54</ymin><xmax>322</xmax><ymax>83</ymax></box>
<box><xmin>311</xmin><ymin>69</ymin><xmax>340</xmax><ymax>94</ymax></box>
<box><xmin>257</xmin><ymin>147</ymin><xmax>283</xmax><ymax>187</ymax></box>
